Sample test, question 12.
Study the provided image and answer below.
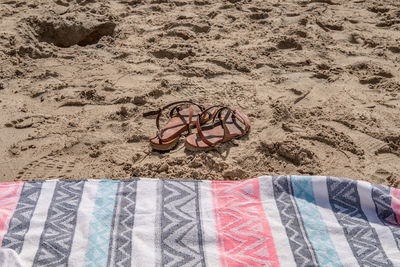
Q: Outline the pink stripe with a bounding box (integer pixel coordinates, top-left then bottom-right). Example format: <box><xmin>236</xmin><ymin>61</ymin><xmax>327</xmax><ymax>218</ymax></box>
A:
<box><xmin>390</xmin><ymin>188</ymin><xmax>400</xmax><ymax>224</ymax></box>
<box><xmin>0</xmin><ymin>182</ymin><xmax>24</xmax><ymax>245</ymax></box>
<box><xmin>212</xmin><ymin>179</ymin><xmax>279</xmax><ymax>267</ymax></box>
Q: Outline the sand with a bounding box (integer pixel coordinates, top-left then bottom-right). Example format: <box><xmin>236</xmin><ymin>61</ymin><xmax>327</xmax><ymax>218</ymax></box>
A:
<box><xmin>0</xmin><ymin>0</ymin><xmax>399</xmax><ymax>186</ymax></box>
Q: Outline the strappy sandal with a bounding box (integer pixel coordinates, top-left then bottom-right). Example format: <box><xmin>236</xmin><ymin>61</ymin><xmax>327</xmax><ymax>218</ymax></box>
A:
<box><xmin>143</xmin><ymin>100</ymin><xmax>212</xmax><ymax>151</ymax></box>
<box><xmin>185</xmin><ymin>106</ymin><xmax>251</xmax><ymax>151</ymax></box>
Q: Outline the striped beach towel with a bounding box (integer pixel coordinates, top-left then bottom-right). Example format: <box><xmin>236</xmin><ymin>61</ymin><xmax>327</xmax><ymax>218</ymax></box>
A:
<box><xmin>0</xmin><ymin>176</ymin><xmax>399</xmax><ymax>266</ymax></box>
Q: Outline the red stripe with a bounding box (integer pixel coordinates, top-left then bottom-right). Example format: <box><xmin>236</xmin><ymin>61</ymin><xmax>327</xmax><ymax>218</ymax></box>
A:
<box><xmin>390</xmin><ymin>188</ymin><xmax>400</xmax><ymax>224</ymax></box>
<box><xmin>212</xmin><ymin>179</ymin><xmax>279</xmax><ymax>267</ymax></box>
<box><xmin>0</xmin><ymin>182</ymin><xmax>24</xmax><ymax>245</ymax></box>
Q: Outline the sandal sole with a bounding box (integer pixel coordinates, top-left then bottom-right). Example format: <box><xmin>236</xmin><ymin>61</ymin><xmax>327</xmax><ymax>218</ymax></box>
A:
<box><xmin>151</xmin><ymin>137</ymin><xmax>180</xmax><ymax>151</ymax></box>
<box><xmin>149</xmin><ymin>105</ymin><xmax>216</xmax><ymax>152</ymax></box>
<box><xmin>184</xmin><ymin>128</ymin><xmax>250</xmax><ymax>152</ymax></box>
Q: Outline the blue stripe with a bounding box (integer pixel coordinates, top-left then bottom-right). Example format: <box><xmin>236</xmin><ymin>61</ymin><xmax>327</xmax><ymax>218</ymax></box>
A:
<box><xmin>291</xmin><ymin>176</ymin><xmax>342</xmax><ymax>267</ymax></box>
<box><xmin>84</xmin><ymin>180</ymin><xmax>119</xmax><ymax>267</ymax></box>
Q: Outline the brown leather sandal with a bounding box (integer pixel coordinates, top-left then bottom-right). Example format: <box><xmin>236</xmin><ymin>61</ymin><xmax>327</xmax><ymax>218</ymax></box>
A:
<box><xmin>185</xmin><ymin>106</ymin><xmax>251</xmax><ymax>151</ymax></box>
<box><xmin>143</xmin><ymin>100</ymin><xmax>212</xmax><ymax>151</ymax></box>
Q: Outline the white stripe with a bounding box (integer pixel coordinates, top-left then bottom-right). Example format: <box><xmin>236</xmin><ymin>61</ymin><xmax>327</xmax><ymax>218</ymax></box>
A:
<box><xmin>131</xmin><ymin>179</ymin><xmax>159</xmax><ymax>267</ymax></box>
<box><xmin>68</xmin><ymin>180</ymin><xmax>99</xmax><ymax>267</ymax></box>
<box><xmin>0</xmin><ymin>248</ymin><xmax>23</xmax><ymax>267</ymax></box>
<box><xmin>258</xmin><ymin>176</ymin><xmax>296</xmax><ymax>267</ymax></box>
<box><xmin>199</xmin><ymin>181</ymin><xmax>222</xmax><ymax>267</ymax></box>
<box><xmin>312</xmin><ymin>176</ymin><xmax>359</xmax><ymax>267</ymax></box>
<box><xmin>18</xmin><ymin>180</ymin><xmax>57</xmax><ymax>266</ymax></box>
<box><xmin>357</xmin><ymin>181</ymin><xmax>400</xmax><ymax>265</ymax></box>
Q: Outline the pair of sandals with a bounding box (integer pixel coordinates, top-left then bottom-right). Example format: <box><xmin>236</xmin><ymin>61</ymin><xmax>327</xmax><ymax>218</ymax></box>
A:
<box><xmin>143</xmin><ymin>100</ymin><xmax>251</xmax><ymax>151</ymax></box>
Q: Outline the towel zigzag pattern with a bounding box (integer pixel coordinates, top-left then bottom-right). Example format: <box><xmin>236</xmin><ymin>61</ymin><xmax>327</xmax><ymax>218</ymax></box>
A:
<box><xmin>213</xmin><ymin>179</ymin><xmax>278</xmax><ymax>266</ymax></box>
<box><xmin>371</xmin><ymin>185</ymin><xmax>400</xmax><ymax>250</ymax></box>
<box><xmin>327</xmin><ymin>177</ymin><xmax>393</xmax><ymax>267</ymax></box>
<box><xmin>161</xmin><ymin>180</ymin><xmax>205</xmax><ymax>267</ymax></box>
<box><xmin>33</xmin><ymin>181</ymin><xmax>85</xmax><ymax>266</ymax></box>
<box><xmin>2</xmin><ymin>182</ymin><xmax>42</xmax><ymax>253</ymax></box>
<box><xmin>108</xmin><ymin>181</ymin><xmax>137</xmax><ymax>267</ymax></box>
<box><xmin>272</xmin><ymin>176</ymin><xmax>319</xmax><ymax>267</ymax></box>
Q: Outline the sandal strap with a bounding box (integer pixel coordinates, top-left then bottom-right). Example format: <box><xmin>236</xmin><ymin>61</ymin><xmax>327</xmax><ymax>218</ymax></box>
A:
<box><xmin>187</xmin><ymin>106</ymin><xmax>193</xmax><ymax>135</ymax></box>
<box><xmin>233</xmin><ymin>110</ymin><xmax>251</xmax><ymax>133</ymax></box>
<box><xmin>195</xmin><ymin>105</ymin><xmax>227</xmax><ymax>146</ymax></box>
<box><xmin>174</xmin><ymin>105</ymin><xmax>194</xmax><ymax>136</ymax></box>
<box><xmin>214</xmin><ymin>107</ymin><xmax>250</xmax><ymax>133</ymax></box>
<box><xmin>169</xmin><ymin>102</ymin><xmax>204</xmax><ymax>119</ymax></box>
<box><xmin>195</xmin><ymin>106</ymin><xmax>250</xmax><ymax>147</ymax></box>
<box><xmin>214</xmin><ymin>107</ymin><xmax>234</xmax><ymax>141</ymax></box>
<box><xmin>196</xmin><ymin>115</ymin><xmax>220</xmax><ymax>147</ymax></box>
<box><xmin>143</xmin><ymin>100</ymin><xmax>204</xmax><ymax>118</ymax></box>
<box><xmin>143</xmin><ymin>100</ymin><xmax>205</xmax><ymax>142</ymax></box>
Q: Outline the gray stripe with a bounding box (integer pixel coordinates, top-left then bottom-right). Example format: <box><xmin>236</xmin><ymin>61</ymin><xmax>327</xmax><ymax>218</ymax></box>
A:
<box><xmin>194</xmin><ymin>182</ymin><xmax>205</xmax><ymax>265</ymax></box>
<box><xmin>371</xmin><ymin>184</ymin><xmax>400</xmax><ymax>251</ymax></box>
<box><xmin>160</xmin><ymin>180</ymin><xmax>206</xmax><ymax>267</ymax></box>
<box><xmin>327</xmin><ymin>177</ymin><xmax>393</xmax><ymax>267</ymax></box>
<box><xmin>107</xmin><ymin>182</ymin><xmax>123</xmax><ymax>267</ymax></box>
<box><xmin>155</xmin><ymin>179</ymin><xmax>162</xmax><ymax>267</ymax></box>
<box><xmin>107</xmin><ymin>181</ymin><xmax>138</xmax><ymax>267</ymax></box>
<box><xmin>33</xmin><ymin>180</ymin><xmax>85</xmax><ymax>267</ymax></box>
<box><xmin>272</xmin><ymin>176</ymin><xmax>319</xmax><ymax>267</ymax></box>
<box><xmin>2</xmin><ymin>182</ymin><xmax>43</xmax><ymax>253</ymax></box>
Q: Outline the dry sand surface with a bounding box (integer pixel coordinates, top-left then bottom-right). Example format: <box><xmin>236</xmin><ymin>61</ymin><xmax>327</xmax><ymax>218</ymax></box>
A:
<box><xmin>0</xmin><ymin>0</ymin><xmax>399</xmax><ymax>186</ymax></box>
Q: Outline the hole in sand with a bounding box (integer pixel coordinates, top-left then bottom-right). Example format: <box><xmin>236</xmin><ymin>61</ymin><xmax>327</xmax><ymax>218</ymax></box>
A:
<box><xmin>34</xmin><ymin>20</ymin><xmax>116</xmax><ymax>48</ymax></box>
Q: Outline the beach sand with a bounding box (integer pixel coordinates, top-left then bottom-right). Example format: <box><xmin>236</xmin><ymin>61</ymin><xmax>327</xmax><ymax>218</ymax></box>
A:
<box><xmin>0</xmin><ymin>0</ymin><xmax>399</xmax><ymax>186</ymax></box>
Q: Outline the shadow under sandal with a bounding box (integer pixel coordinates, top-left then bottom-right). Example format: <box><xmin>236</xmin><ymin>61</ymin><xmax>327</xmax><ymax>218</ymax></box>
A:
<box><xmin>185</xmin><ymin>106</ymin><xmax>251</xmax><ymax>151</ymax></box>
<box><xmin>143</xmin><ymin>100</ymin><xmax>211</xmax><ymax>151</ymax></box>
